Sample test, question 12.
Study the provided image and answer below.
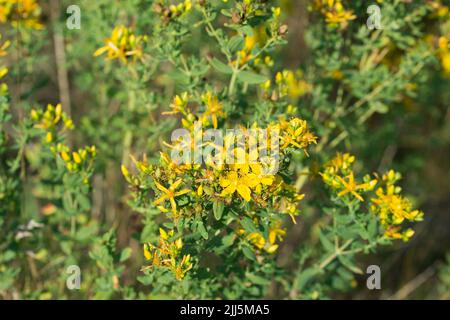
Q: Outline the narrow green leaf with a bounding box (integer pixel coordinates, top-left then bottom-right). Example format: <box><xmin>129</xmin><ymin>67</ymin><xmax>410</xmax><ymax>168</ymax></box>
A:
<box><xmin>338</xmin><ymin>255</ymin><xmax>363</xmax><ymax>274</ymax></box>
<box><xmin>228</xmin><ymin>35</ymin><xmax>244</xmax><ymax>52</ymax></box>
<box><xmin>368</xmin><ymin>218</ymin><xmax>378</xmax><ymax>238</ymax></box>
<box><xmin>245</xmin><ymin>272</ymin><xmax>270</xmax><ymax>285</ymax></box>
<box><xmin>120</xmin><ymin>248</ymin><xmax>132</xmax><ymax>262</ymax></box>
<box><xmin>242</xmin><ymin>246</ymin><xmax>256</xmax><ymax>261</ymax></box>
<box><xmin>198</xmin><ymin>221</ymin><xmax>209</xmax><ymax>240</ymax></box>
<box><xmin>240</xmin><ymin>216</ymin><xmax>257</xmax><ymax>233</ymax></box>
<box><xmin>213</xmin><ymin>200</ymin><xmax>224</xmax><ymax>220</ymax></box>
<box><xmin>221</xmin><ymin>233</ymin><xmax>235</xmax><ymax>247</ymax></box>
<box><xmin>210</xmin><ymin>58</ymin><xmax>233</xmax><ymax>74</ymax></box>
<box><xmin>297</xmin><ymin>268</ymin><xmax>320</xmax><ymax>290</ymax></box>
<box><xmin>237</xmin><ymin>71</ymin><xmax>268</xmax><ymax>84</ymax></box>
<box><xmin>319</xmin><ymin>230</ymin><xmax>335</xmax><ymax>252</ymax></box>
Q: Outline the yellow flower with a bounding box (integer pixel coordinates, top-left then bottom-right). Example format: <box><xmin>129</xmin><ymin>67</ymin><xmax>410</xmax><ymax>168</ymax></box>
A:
<box><xmin>72</xmin><ymin>152</ymin><xmax>82</xmax><ymax>164</ymax></box>
<box><xmin>121</xmin><ymin>164</ymin><xmax>130</xmax><ymax>179</ymax></box>
<box><xmin>31</xmin><ymin>103</ymin><xmax>74</xmax><ymax>136</ymax></box>
<box><xmin>277</xmin><ymin>194</ymin><xmax>305</xmax><ymax>224</ymax></box>
<box><xmin>246</xmin><ymin>163</ymin><xmax>275</xmax><ymax>193</ymax></box>
<box><xmin>0</xmin><ymin>0</ymin><xmax>43</xmax><ymax>29</ymax></box>
<box><xmin>174</xmin><ymin>254</ymin><xmax>192</xmax><ymax>280</ymax></box>
<box><xmin>153</xmin><ymin>179</ymin><xmax>191</xmax><ymax>213</ymax></box>
<box><xmin>326</xmin><ymin>152</ymin><xmax>355</xmax><ymax>174</ymax></box>
<box><xmin>315</xmin><ymin>0</ymin><xmax>356</xmax><ymax>28</ymax></box>
<box><xmin>60</xmin><ymin>151</ymin><xmax>70</xmax><ymax>162</ymax></box>
<box><xmin>384</xmin><ymin>226</ymin><xmax>415</xmax><ymax>241</ymax></box>
<box><xmin>143</xmin><ymin>244</ymin><xmax>152</xmax><ymax>260</ymax></box>
<box><xmin>232</xmin><ymin>35</ymin><xmax>257</xmax><ymax>67</ymax></box>
<box><xmin>438</xmin><ymin>37</ymin><xmax>450</xmax><ymax>75</ymax></box>
<box><xmin>94</xmin><ymin>26</ymin><xmax>146</xmax><ymax>64</ymax></box>
<box><xmin>368</xmin><ymin>170</ymin><xmax>423</xmax><ymax>241</ymax></box>
<box><xmin>232</xmin><ymin>25</ymin><xmax>269</xmax><ymax>67</ymax></box>
<box><xmin>271</xmin><ymin>7</ymin><xmax>281</xmax><ymax>18</ymax></box>
<box><xmin>275</xmin><ymin>70</ymin><xmax>311</xmax><ymax>98</ymax></box>
<box><xmin>163</xmin><ymin>92</ymin><xmax>189</xmax><ymax>115</ymax></box>
<box><xmin>0</xmin><ymin>36</ymin><xmax>10</xmax><ymax>57</ymax></box>
<box><xmin>46</xmin><ymin>131</ymin><xmax>53</xmax><ymax>143</ymax></box>
<box><xmin>370</xmin><ymin>171</ymin><xmax>423</xmax><ymax>228</ymax></box>
<box><xmin>245</xmin><ymin>223</ymin><xmax>286</xmax><ymax>254</ymax></box>
<box><xmin>201</xmin><ymin>92</ymin><xmax>225</xmax><ymax>129</ymax></box>
<box><xmin>336</xmin><ymin>172</ymin><xmax>377</xmax><ymax>201</ymax></box>
<box><xmin>279</xmin><ymin>117</ymin><xmax>317</xmax><ymax>151</ymax></box>
<box><xmin>220</xmin><ymin>170</ymin><xmax>252</xmax><ymax>201</ymax></box>
<box><xmin>247</xmin><ymin>232</ymin><xmax>266</xmax><ymax>249</ymax></box>
<box><xmin>142</xmin><ymin>229</ymin><xmax>192</xmax><ymax>280</ymax></box>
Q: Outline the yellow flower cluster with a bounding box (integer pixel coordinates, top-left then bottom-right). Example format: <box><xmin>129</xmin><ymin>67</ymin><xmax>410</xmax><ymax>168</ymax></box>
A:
<box><xmin>30</xmin><ymin>103</ymin><xmax>74</xmax><ymax>143</ymax></box>
<box><xmin>122</xmin><ymin>84</ymin><xmax>317</xmax><ymax>264</ymax></box>
<box><xmin>163</xmin><ymin>91</ymin><xmax>226</xmax><ymax>130</ymax></box>
<box><xmin>219</xmin><ymin>148</ymin><xmax>275</xmax><ymax>202</ymax></box>
<box><xmin>254</xmin><ymin>55</ymin><xmax>274</xmax><ymax>68</ymax></box>
<box><xmin>262</xmin><ymin>70</ymin><xmax>311</xmax><ymax>101</ymax></box>
<box><xmin>321</xmin><ymin>153</ymin><xmax>424</xmax><ymax>241</ymax></box>
<box><xmin>30</xmin><ymin>104</ymin><xmax>96</xmax><ymax>179</ymax></box>
<box><xmin>123</xmin><ymin>118</ymin><xmax>315</xmax><ymax>223</ymax></box>
<box><xmin>58</xmin><ymin>145</ymin><xmax>96</xmax><ymax>173</ymax></box>
<box><xmin>321</xmin><ymin>153</ymin><xmax>377</xmax><ymax>202</ymax></box>
<box><xmin>0</xmin><ymin>0</ymin><xmax>43</xmax><ymax>29</ymax></box>
<box><xmin>153</xmin><ymin>0</ymin><xmax>192</xmax><ymax>23</ymax></box>
<box><xmin>239</xmin><ymin>221</ymin><xmax>286</xmax><ymax>254</ymax></box>
<box><xmin>142</xmin><ymin>228</ymin><xmax>192</xmax><ymax>280</ymax></box>
<box><xmin>277</xmin><ymin>117</ymin><xmax>318</xmax><ymax>152</ymax></box>
<box><xmin>94</xmin><ymin>26</ymin><xmax>147</xmax><ymax>64</ymax></box>
<box><xmin>370</xmin><ymin>170</ymin><xmax>424</xmax><ymax>241</ymax></box>
<box><xmin>313</xmin><ymin>0</ymin><xmax>356</xmax><ymax>29</ymax></box>
<box><xmin>430</xmin><ymin>1</ymin><xmax>449</xmax><ymax>19</ymax></box>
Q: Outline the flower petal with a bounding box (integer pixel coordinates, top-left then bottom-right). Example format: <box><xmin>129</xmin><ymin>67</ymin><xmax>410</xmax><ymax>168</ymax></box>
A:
<box><xmin>237</xmin><ymin>184</ymin><xmax>251</xmax><ymax>201</ymax></box>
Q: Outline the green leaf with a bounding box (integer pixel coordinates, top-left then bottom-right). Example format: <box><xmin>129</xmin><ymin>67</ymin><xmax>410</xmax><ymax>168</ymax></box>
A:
<box><xmin>357</xmin><ymin>227</ymin><xmax>370</xmax><ymax>240</ymax></box>
<box><xmin>198</xmin><ymin>221</ymin><xmax>209</xmax><ymax>240</ymax></box>
<box><xmin>245</xmin><ymin>272</ymin><xmax>270</xmax><ymax>285</ymax></box>
<box><xmin>337</xmin><ymin>255</ymin><xmax>363</xmax><ymax>274</ymax></box>
<box><xmin>237</xmin><ymin>71</ymin><xmax>268</xmax><ymax>85</ymax></box>
<box><xmin>137</xmin><ymin>275</ymin><xmax>153</xmax><ymax>286</ymax></box>
<box><xmin>319</xmin><ymin>230</ymin><xmax>335</xmax><ymax>252</ymax></box>
<box><xmin>228</xmin><ymin>35</ymin><xmax>244</xmax><ymax>52</ymax></box>
<box><xmin>242</xmin><ymin>246</ymin><xmax>256</xmax><ymax>261</ymax></box>
<box><xmin>120</xmin><ymin>248</ymin><xmax>132</xmax><ymax>262</ymax></box>
<box><xmin>213</xmin><ymin>200</ymin><xmax>224</xmax><ymax>220</ymax></box>
<box><xmin>238</xmin><ymin>25</ymin><xmax>254</xmax><ymax>37</ymax></box>
<box><xmin>76</xmin><ymin>193</ymin><xmax>91</xmax><ymax>211</ymax></box>
<box><xmin>240</xmin><ymin>216</ymin><xmax>257</xmax><ymax>233</ymax></box>
<box><xmin>220</xmin><ymin>9</ymin><xmax>232</xmax><ymax>17</ymax></box>
<box><xmin>210</xmin><ymin>58</ymin><xmax>233</xmax><ymax>74</ymax></box>
<box><xmin>60</xmin><ymin>241</ymin><xmax>73</xmax><ymax>255</ymax></box>
<box><xmin>297</xmin><ymin>267</ymin><xmax>320</xmax><ymax>290</ymax></box>
<box><xmin>75</xmin><ymin>224</ymin><xmax>98</xmax><ymax>241</ymax></box>
<box><xmin>368</xmin><ymin>218</ymin><xmax>378</xmax><ymax>238</ymax></box>
<box><xmin>371</xmin><ymin>101</ymin><xmax>389</xmax><ymax>114</ymax></box>
<box><xmin>221</xmin><ymin>233</ymin><xmax>235</xmax><ymax>247</ymax></box>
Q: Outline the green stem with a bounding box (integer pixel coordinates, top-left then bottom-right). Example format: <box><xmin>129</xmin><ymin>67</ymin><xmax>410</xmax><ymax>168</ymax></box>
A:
<box><xmin>318</xmin><ymin>239</ymin><xmax>353</xmax><ymax>270</ymax></box>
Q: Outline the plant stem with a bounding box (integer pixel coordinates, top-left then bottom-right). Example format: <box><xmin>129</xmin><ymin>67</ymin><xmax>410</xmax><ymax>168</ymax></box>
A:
<box><xmin>318</xmin><ymin>239</ymin><xmax>353</xmax><ymax>270</ymax></box>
